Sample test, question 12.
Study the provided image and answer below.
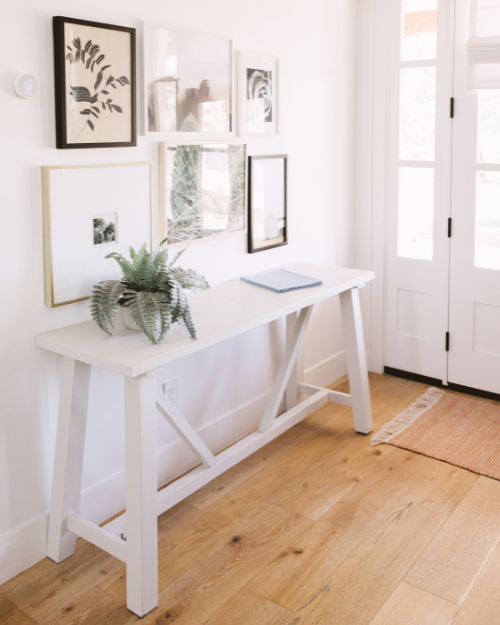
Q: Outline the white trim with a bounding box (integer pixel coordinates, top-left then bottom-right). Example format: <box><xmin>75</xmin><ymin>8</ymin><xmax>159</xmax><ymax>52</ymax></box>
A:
<box><xmin>355</xmin><ymin>0</ymin><xmax>390</xmax><ymax>374</ymax></box>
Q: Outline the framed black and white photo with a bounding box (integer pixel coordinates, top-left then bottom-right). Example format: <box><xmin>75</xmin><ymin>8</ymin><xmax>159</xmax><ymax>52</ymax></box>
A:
<box><xmin>248</xmin><ymin>155</ymin><xmax>287</xmax><ymax>253</ymax></box>
<box><xmin>53</xmin><ymin>16</ymin><xmax>136</xmax><ymax>149</ymax></box>
<box><xmin>143</xmin><ymin>23</ymin><xmax>233</xmax><ymax>139</ymax></box>
<box><xmin>160</xmin><ymin>142</ymin><xmax>246</xmax><ymax>245</ymax></box>
<box><xmin>238</xmin><ymin>53</ymin><xmax>278</xmax><ymax>137</ymax></box>
<box><xmin>42</xmin><ymin>163</ymin><xmax>152</xmax><ymax>307</ymax></box>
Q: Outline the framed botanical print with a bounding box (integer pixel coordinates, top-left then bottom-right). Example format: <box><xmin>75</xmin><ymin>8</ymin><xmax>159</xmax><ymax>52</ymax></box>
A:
<box><xmin>42</xmin><ymin>163</ymin><xmax>152</xmax><ymax>307</ymax></box>
<box><xmin>160</xmin><ymin>142</ymin><xmax>246</xmax><ymax>246</ymax></box>
<box><xmin>143</xmin><ymin>23</ymin><xmax>233</xmax><ymax>139</ymax></box>
<box><xmin>238</xmin><ymin>53</ymin><xmax>279</xmax><ymax>137</ymax></box>
<box><xmin>248</xmin><ymin>155</ymin><xmax>287</xmax><ymax>253</ymax></box>
<box><xmin>53</xmin><ymin>16</ymin><xmax>136</xmax><ymax>149</ymax></box>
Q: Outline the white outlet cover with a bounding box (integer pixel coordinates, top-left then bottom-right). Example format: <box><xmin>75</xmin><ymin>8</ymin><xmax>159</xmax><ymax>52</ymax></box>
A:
<box><xmin>162</xmin><ymin>378</ymin><xmax>179</xmax><ymax>407</ymax></box>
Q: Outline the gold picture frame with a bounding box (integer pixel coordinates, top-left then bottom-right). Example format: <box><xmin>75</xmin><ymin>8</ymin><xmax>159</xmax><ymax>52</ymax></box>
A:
<box><xmin>42</xmin><ymin>162</ymin><xmax>153</xmax><ymax>307</ymax></box>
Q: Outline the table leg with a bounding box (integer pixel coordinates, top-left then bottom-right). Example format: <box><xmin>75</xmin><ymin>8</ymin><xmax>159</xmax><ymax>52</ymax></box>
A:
<box><xmin>124</xmin><ymin>373</ymin><xmax>158</xmax><ymax>617</ymax></box>
<box><xmin>47</xmin><ymin>357</ymin><xmax>91</xmax><ymax>563</ymax></box>
<box><xmin>285</xmin><ymin>312</ymin><xmax>299</xmax><ymax>410</ymax></box>
<box><xmin>339</xmin><ymin>287</ymin><xmax>373</xmax><ymax>434</ymax></box>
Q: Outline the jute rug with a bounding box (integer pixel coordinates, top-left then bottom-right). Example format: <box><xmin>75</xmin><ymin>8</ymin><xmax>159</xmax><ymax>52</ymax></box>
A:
<box><xmin>370</xmin><ymin>387</ymin><xmax>500</xmax><ymax>480</ymax></box>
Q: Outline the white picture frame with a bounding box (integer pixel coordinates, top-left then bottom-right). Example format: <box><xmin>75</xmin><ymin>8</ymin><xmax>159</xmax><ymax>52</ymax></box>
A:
<box><xmin>159</xmin><ymin>141</ymin><xmax>247</xmax><ymax>247</ymax></box>
<box><xmin>143</xmin><ymin>22</ymin><xmax>235</xmax><ymax>140</ymax></box>
<box><xmin>237</xmin><ymin>52</ymin><xmax>279</xmax><ymax>137</ymax></box>
<box><xmin>42</xmin><ymin>162</ymin><xmax>152</xmax><ymax>307</ymax></box>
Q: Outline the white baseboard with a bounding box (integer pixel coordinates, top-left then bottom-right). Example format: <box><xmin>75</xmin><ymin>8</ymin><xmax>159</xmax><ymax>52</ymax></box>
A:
<box><xmin>0</xmin><ymin>349</ymin><xmax>347</xmax><ymax>585</ymax></box>
<box><xmin>0</xmin><ymin>513</ymin><xmax>49</xmax><ymax>585</ymax></box>
<box><xmin>304</xmin><ymin>349</ymin><xmax>347</xmax><ymax>388</ymax></box>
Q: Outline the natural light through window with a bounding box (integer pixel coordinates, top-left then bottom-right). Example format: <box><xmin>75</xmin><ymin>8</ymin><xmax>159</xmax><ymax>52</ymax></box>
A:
<box><xmin>397</xmin><ymin>0</ymin><xmax>438</xmax><ymax>261</ymax></box>
<box><xmin>400</xmin><ymin>66</ymin><xmax>436</xmax><ymax>161</ymax></box>
<box><xmin>402</xmin><ymin>0</ymin><xmax>438</xmax><ymax>61</ymax></box>
<box><xmin>475</xmin><ymin>92</ymin><xmax>500</xmax><ymax>271</ymax></box>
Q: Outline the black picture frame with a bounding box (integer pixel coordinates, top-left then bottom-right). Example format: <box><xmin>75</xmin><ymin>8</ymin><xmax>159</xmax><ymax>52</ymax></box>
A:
<box><xmin>248</xmin><ymin>155</ymin><xmax>288</xmax><ymax>254</ymax></box>
<box><xmin>53</xmin><ymin>16</ymin><xmax>136</xmax><ymax>149</ymax></box>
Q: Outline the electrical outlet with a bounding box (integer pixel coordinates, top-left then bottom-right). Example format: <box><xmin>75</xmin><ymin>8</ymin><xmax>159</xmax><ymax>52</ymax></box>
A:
<box><xmin>162</xmin><ymin>378</ymin><xmax>179</xmax><ymax>408</ymax></box>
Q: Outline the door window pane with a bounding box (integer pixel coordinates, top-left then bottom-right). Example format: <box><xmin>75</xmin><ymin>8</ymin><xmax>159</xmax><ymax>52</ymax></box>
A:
<box><xmin>400</xmin><ymin>66</ymin><xmax>436</xmax><ymax>161</ymax></box>
<box><xmin>402</xmin><ymin>0</ymin><xmax>438</xmax><ymax>61</ymax></box>
<box><xmin>477</xmin><ymin>90</ymin><xmax>500</xmax><ymax>165</ymax></box>
<box><xmin>398</xmin><ymin>167</ymin><xmax>434</xmax><ymax>260</ymax></box>
<box><xmin>475</xmin><ymin>171</ymin><xmax>500</xmax><ymax>270</ymax></box>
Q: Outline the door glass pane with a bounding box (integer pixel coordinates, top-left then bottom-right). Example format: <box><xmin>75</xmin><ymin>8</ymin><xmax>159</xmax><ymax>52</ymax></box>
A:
<box><xmin>477</xmin><ymin>90</ymin><xmax>500</xmax><ymax>164</ymax></box>
<box><xmin>402</xmin><ymin>0</ymin><xmax>438</xmax><ymax>61</ymax></box>
<box><xmin>400</xmin><ymin>66</ymin><xmax>436</xmax><ymax>161</ymax></box>
<box><xmin>398</xmin><ymin>167</ymin><xmax>434</xmax><ymax>260</ymax></box>
<box><xmin>475</xmin><ymin>171</ymin><xmax>500</xmax><ymax>270</ymax></box>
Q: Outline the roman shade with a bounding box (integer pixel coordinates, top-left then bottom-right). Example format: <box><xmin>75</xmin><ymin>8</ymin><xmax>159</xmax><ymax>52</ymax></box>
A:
<box><xmin>467</xmin><ymin>0</ymin><xmax>500</xmax><ymax>88</ymax></box>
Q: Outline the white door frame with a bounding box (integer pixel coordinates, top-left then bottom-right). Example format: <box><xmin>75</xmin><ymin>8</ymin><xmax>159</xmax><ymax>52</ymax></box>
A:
<box><xmin>356</xmin><ymin>0</ymin><xmax>455</xmax><ymax>379</ymax></box>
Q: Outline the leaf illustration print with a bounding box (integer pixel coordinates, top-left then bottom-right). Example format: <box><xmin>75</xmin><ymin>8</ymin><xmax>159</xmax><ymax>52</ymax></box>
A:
<box><xmin>65</xmin><ymin>36</ymin><xmax>130</xmax><ymax>140</ymax></box>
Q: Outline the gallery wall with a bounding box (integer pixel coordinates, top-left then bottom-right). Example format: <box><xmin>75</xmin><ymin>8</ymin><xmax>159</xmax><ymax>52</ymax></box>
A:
<box><xmin>0</xmin><ymin>0</ymin><xmax>358</xmax><ymax>581</ymax></box>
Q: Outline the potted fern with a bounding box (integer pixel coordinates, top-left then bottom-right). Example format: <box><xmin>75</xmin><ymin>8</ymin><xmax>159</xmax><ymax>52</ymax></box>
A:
<box><xmin>90</xmin><ymin>241</ymin><xmax>209</xmax><ymax>344</ymax></box>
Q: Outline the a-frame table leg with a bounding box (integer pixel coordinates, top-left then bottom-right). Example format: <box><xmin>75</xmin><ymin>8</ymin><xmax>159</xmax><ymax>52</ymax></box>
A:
<box><xmin>124</xmin><ymin>372</ymin><xmax>158</xmax><ymax>617</ymax></box>
<box><xmin>339</xmin><ymin>287</ymin><xmax>373</xmax><ymax>434</ymax></box>
<box><xmin>47</xmin><ymin>357</ymin><xmax>91</xmax><ymax>563</ymax></box>
<box><xmin>285</xmin><ymin>312</ymin><xmax>299</xmax><ymax>410</ymax></box>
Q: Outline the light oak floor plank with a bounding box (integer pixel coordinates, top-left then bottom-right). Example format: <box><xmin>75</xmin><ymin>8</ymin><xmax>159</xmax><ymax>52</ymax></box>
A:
<box><xmin>288</xmin><ymin>497</ymin><xmax>450</xmax><ymax>625</ymax></box>
<box><xmin>0</xmin><ymin>596</ymin><xmax>36</xmax><ymax>625</ymax></box>
<box><xmin>405</xmin><ymin>475</ymin><xmax>500</xmax><ymax>605</ymax></box>
<box><xmin>142</xmin><ymin>505</ymin><xmax>312</xmax><ymax>625</ymax></box>
<box><xmin>0</xmin><ymin>373</ymin><xmax>495</xmax><ymax>625</ymax></box>
<box><xmin>1</xmin><ymin>539</ymin><xmax>123</xmax><ymax>623</ymax></box>
<box><xmin>205</xmin><ymin>587</ymin><xmax>292</xmax><ymax>625</ymax></box>
<box><xmin>368</xmin><ymin>581</ymin><xmax>459</xmax><ymax>625</ymax></box>
<box><xmin>452</xmin><ymin>539</ymin><xmax>500</xmax><ymax>625</ymax></box>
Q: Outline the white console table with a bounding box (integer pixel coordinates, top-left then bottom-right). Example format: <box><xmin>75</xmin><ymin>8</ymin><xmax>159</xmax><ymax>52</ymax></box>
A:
<box><xmin>35</xmin><ymin>263</ymin><xmax>374</xmax><ymax>617</ymax></box>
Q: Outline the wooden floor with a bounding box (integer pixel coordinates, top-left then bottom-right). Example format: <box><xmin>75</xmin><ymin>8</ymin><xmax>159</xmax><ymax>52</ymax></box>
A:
<box><xmin>2</xmin><ymin>373</ymin><xmax>500</xmax><ymax>625</ymax></box>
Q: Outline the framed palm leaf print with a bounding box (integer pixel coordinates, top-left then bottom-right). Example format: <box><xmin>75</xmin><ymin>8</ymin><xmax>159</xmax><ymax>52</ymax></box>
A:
<box><xmin>53</xmin><ymin>16</ymin><xmax>136</xmax><ymax>149</ymax></box>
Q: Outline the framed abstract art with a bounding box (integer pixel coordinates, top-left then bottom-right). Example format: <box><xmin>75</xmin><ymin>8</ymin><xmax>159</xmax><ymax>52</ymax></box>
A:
<box><xmin>42</xmin><ymin>163</ymin><xmax>152</xmax><ymax>307</ymax></box>
<box><xmin>248</xmin><ymin>155</ymin><xmax>287</xmax><ymax>253</ymax></box>
<box><xmin>238</xmin><ymin>52</ymin><xmax>279</xmax><ymax>137</ymax></box>
<box><xmin>160</xmin><ymin>142</ymin><xmax>246</xmax><ymax>245</ymax></box>
<box><xmin>143</xmin><ymin>23</ymin><xmax>233</xmax><ymax>139</ymax></box>
<box><xmin>53</xmin><ymin>16</ymin><xmax>136</xmax><ymax>148</ymax></box>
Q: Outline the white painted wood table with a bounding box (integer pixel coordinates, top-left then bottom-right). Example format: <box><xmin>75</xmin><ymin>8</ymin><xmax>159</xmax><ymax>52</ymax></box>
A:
<box><xmin>36</xmin><ymin>263</ymin><xmax>374</xmax><ymax>617</ymax></box>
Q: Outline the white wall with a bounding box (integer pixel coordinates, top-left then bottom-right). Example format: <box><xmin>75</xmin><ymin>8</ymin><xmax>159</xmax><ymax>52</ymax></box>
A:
<box><xmin>0</xmin><ymin>0</ymin><xmax>358</xmax><ymax>582</ymax></box>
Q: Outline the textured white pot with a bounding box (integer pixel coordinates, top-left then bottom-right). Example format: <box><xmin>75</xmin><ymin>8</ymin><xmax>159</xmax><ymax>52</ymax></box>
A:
<box><xmin>118</xmin><ymin>305</ymin><xmax>141</xmax><ymax>331</ymax></box>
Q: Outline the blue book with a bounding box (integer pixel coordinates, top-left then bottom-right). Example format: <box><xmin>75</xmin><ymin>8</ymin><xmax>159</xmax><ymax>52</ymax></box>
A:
<box><xmin>241</xmin><ymin>269</ymin><xmax>323</xmax><ymax>293</ymax></box>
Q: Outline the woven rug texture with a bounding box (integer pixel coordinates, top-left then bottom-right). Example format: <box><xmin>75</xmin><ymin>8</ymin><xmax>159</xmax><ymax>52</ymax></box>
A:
<box><xmin>370</xmin><ymin>387</ymin><xmax>500</xmax><ymax>480</ymax></box>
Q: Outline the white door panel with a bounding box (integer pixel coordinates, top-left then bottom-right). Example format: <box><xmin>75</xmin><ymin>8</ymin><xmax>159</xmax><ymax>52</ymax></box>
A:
<box><xmin>385</xmin><ymin>0</ymin><xmax>454</xmax><ymax>381</ymax></box>
<box><xmin>448</xmin><ymin>0</ymin><xmax>500</xmax><ymax>394</ymax></box>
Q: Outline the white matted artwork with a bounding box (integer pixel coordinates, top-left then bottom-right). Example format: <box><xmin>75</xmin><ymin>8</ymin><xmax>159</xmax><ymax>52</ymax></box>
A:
<box><xmin>160</xmin><ymin>142</ymin><xmax>246</xmax><ymax>246</ymax></box>
<box><xmin>143</xmin><ymin>23</ymin><xmax>233</xmax><ymax>138</ymax></box>
<box><xmin>238</xmin><ymin>52</ymin><xmax>278</xmax><ymax>137</ymax></box>
<box><xmin>42</xmin><ymin>163</ymin><xmax>152</xmax><ymax>307</ymax></box>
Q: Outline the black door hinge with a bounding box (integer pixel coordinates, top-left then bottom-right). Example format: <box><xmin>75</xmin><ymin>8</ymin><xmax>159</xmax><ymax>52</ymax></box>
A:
<box><xmin>445</xmin><ymin>332</ymin><xmax>450</xmax><ymax>352</ymax></box>
<box><xmin>448</xmin><ymin>217</ymin><xmax>452</xmax><ymax>237</ymax></box>
<box><xmin>450</xmin><ymin>97</ymin><xmax>455</xmax><ymax>118</ymax></box>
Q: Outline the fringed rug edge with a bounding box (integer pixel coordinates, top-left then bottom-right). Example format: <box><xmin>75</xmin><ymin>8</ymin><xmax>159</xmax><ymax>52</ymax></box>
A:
<box><xmin>370</xmin><ymin>386</ymin><xmax>445</xmax><ymax>446</ymax></box>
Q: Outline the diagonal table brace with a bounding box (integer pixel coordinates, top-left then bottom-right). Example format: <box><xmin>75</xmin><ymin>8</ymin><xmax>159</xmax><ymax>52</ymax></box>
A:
<box><xmin>259</xmin><ymin>305</ymin><xmax>313</xmax><ymax>433</ymax></box>
<box><xmin>156</xmin><ymin>386</ymin><xmax>218</xmax><ymax>468</ymax></box>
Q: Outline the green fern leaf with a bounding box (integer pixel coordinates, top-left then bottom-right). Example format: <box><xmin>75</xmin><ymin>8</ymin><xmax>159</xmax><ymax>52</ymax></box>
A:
<box><xmin>89</xmin><ymin>280</ymin><xmax>124</xmax><ymax>335</ymax></box>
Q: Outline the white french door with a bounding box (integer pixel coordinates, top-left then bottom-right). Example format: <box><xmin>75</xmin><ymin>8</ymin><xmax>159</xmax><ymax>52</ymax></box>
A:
<box><xmin>386</xmin><ymin>0</ymin><xmax>454</xmax><ymax>381</ymax></box>
<box><xmin>448</xmin><ymin>0</ymin><xmax>500</xmax><ymax>394</ymax></box>
<box><xmin>385</xmin><ymin>0</ymin><xmax>500</xmax><ymax>395</ymax></box>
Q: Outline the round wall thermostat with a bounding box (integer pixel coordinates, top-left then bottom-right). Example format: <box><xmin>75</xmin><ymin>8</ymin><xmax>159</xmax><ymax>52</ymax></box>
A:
<box><xmin>13</xmin><ymin>73</ymin><xmax>39</xmax><ymax>99</ymax></box>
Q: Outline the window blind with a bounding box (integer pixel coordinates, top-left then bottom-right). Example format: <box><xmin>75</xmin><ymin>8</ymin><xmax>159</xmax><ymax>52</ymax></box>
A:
<box><xmin>467</xmin><ymin>0</ymin><xmax>500</xmax><ymax>88</ymax></box>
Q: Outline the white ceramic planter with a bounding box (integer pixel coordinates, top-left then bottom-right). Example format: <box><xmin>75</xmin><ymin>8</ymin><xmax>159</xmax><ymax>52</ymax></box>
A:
<box><xmin>118</xmin><ymin>305</ymin><xmax>141</xmax><ymax>331</ymax></box>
